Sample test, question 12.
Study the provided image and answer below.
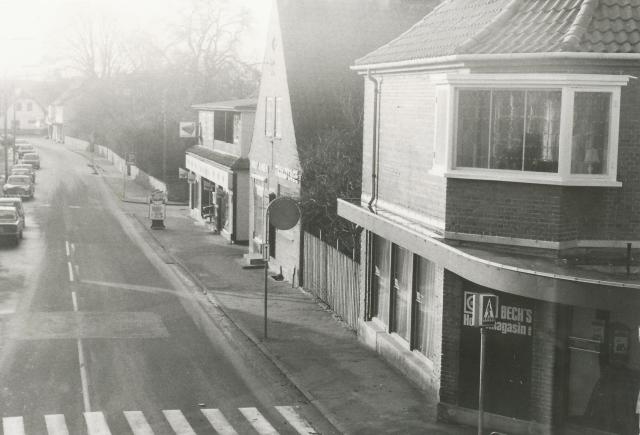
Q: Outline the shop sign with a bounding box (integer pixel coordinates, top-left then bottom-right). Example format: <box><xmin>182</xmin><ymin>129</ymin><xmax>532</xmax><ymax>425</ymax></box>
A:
<box><xmin>178</xmin><ymin>167</ymin><xmax>189</xmax><ymax>179</ymax></box>
<box><xmin>464</xmin><ymin>291</ymin><xmax>533</xmax><ymax>337</ymax></box>
<box><xmin>275</xmin><ymin>165</ymin><xmax>300</xmax><ymax>184</ymax></box>
<box><xmin>179</xmin><ymin>121</ymin><xmax>197</xmax><ymax>138</ymax></box>
<box><xmin>186</xmin><ymin>154</ymin><xmax>230</xmax><ymax>188</ymax></box>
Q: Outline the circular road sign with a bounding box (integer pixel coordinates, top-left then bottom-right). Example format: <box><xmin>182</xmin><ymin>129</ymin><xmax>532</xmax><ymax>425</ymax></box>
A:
<box><xmin>269</xmin><ymin>197</ymin><xmax>300</xmax><ymax>230</ymax></box>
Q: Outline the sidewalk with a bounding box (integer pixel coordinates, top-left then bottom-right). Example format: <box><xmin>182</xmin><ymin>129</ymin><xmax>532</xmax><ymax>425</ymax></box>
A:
<box><xmin>89</xmin><ymin>152</ymin><xmax>474</xmax><ymax>435</ymax></box>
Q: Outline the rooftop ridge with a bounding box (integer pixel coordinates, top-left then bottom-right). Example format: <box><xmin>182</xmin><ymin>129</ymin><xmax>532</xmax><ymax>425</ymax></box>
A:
<box><xmin>561</xmin><ymin>0</ymin><xmax>601</xmax><ymax>50</ymax></box>
<box><xmin>455</xmin><ymin>0</ymin><xmax>522</xmax><ymax>54</ymax></box>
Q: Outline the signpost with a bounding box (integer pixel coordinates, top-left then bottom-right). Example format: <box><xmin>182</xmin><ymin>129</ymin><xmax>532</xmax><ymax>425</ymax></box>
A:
<box><xmin>467</xmin><ymin>292</ymin><xmax>498</xmax><ymax>435</ymax></box>
<box><xmin>263</xmin><ymin>196</ymin><xmax>300</xmax><ymax>339</ymax></box>
<box><xmin>123</xmin><ymin>153</ymin><xmax>136</xmax><ymax>200</ymax></box>
<box><xmin>148</xmin><ymin>190</ymin><xmax>167</xmax><ymax>229</ymax></box>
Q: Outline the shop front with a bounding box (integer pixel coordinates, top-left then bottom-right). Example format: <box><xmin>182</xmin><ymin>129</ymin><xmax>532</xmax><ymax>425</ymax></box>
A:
<box><xmin>185</xmin><ymin>149</ymin><xmax>249</xmax><ymax>244</ymax></box>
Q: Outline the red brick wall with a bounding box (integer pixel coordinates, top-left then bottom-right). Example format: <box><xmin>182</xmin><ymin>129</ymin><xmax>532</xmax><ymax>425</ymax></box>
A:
<box><xmin>439</xmin><ymin>270</ymin><xmax>463</xmax><ymax>405</ymax></box>
<box><xmin>362</xmin><ymin>74</ymin><xmax>446</xmax><ymax>230</ymax></box>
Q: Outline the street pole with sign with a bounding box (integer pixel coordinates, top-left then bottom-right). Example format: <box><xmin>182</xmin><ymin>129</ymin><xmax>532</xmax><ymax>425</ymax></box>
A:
<box><xmin>263</xmin><ymin>196</ymin><xmax>300</xmax><ymax>339</ymax></box>
<box><xmin>470</xmin><ymin>292</ymin><xmax>498</xmax><ymax>435</ymax></box>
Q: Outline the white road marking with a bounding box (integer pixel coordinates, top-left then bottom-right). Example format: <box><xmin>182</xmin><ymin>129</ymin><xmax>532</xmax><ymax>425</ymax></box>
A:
<box><xmin>45</xmin><ymin>414</ymin><xmax>70</xmax><ymax>435</ymax></box>
<box><xmin>67</xmin><ymin>261</ymin><xmax>74</xmax><ymax>282</ymax></box>
<box><xmin>2</xmin><ymin>416</ymin><xmax>25</xmax><ymax>435</ymax></box>
<box><xmin>84</xmin><ymin>412</ymin><xmax>111</xmax><ymax>435</ymax></box>
<box><xmin>65</xmin><ymin>241</ymin><xmax>70</xmax><ymax>257</ymax></box>
<box><xmin>75</xmin><ymin>264</ymin><xmax>80</xmax><ymax>278</ymax></box>
<box><xmin>124</xmin><ymin>411</ymin><xmax>155</xmax><ymax>435</ymax></box>
<box><xmin>72</xmin><ymin>291</ymin><xmax>79</xmax><ymax>312</ymax></box>
<box><xmin>71</xmin><ymin>243</ymin><xmax>75</xmax><ymax>255</ymax></box>
<box><xmin>68</xmin><ymin>205</ymin><xmax>81</xmax><ymax>209</ymax></box>
<box><xmin>73</xmin><ymin>291</ymin><xmax>91</xmax><ymax>412</ymax></box>
<box><xmin>201</xmin><ymin>409</ymin><xmax>238</xmax><ymax>435</ymax></box>
<box><xmin>162</xmin><ymin>410</ymin><xmax>196</xmax><ymax>435</ymax></box>
<box><xmin>275</xmin><ymin>406</ymin><xmax>317</xmax><ymax>434</ymax></box>
<box><xmin>239</xmin><ymin>408</ymin><xmax>279</xmax><ymax>435</ymax></box>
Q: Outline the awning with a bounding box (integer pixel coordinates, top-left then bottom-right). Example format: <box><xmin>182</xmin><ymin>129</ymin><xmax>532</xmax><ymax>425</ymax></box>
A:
<box><xmin>338</xmin><ymin>199</ymin><xmax>640</xmax><ymax>311</ymax></box>
<box><xmin>186</xmin><ymin>154</ymin><xmax>232</xmax><ymax>189</ymax></box>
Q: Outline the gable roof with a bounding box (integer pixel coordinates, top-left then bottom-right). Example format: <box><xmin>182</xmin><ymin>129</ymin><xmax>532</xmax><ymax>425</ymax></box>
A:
<box><xmin>356</xmin><ymin>0</ymin><xmax>640</xmax><ymax>66</ymax></box>
<box><xmin>275</xmin><ymin>0</ymin><xmax>439</xmax><ymax>142</ymax></box>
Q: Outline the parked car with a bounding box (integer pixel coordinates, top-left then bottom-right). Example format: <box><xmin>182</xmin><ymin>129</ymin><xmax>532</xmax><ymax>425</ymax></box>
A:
<box><xmin>0</xmin><ymin>197</ymin><xmax>25</xmax><ymax>227</ymax></box>
<box><xmin>3</xmin><ymin>175</ymin><xmax>34</xmax><ymax>199</ymax></box>
<box><xmin>10</xmin><ymin>168</ymin><xmax>35</xmax><ymax>183</ymax></box>
<box><xmin>21</xmin><ymin>153</ymin><xmax>40</xmax><ymax>170</ymax></box>
<box><xmin>0</xmin><ymin>206</ymin><xmax>24</xmax><ymax>244</ymax></box>
<box><xmin>15</xmin><ymin>144</ymin><xmax>35</xmax><ymax>159</ymax></box>
<box><xmin>11</xmin><ymin>164</ymin><xmax>35</xmax><ymax>182</ymax></box>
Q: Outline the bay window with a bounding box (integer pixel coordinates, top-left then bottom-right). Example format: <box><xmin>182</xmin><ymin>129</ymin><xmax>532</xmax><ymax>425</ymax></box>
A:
<box><xmin>434</xmin><ymin>74</ymin><xmax>628</xmax><ymax>186</ymax></box>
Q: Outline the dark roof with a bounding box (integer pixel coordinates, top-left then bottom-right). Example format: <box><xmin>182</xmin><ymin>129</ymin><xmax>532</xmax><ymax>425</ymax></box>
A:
<box><xmin>186</xmin><ymin>146</ymin><xmax>249</xmax><ymax>170</ymax></box>
<box><xmin>356</xmin><ymin>0</ymin><xmax>640</xmax><ymax>66</ymax></box>
<box><xmin>276</xmin><ymin>0</ymin><xmax>439</xmax><ymax>142</ymax></box>
<box><xmin>191</xmin><ymin>98</ymin><xmax>257</xmax><ymax>112</ymax></box>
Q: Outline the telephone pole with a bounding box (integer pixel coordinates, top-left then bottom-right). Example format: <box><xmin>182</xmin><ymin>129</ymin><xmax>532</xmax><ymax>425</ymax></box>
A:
<box><xmin>3</xmin><ymin>87</ymin><xmax>8</xmax><ymax>182</ymax></box>
<box><xmin>162</xmin><ymin>88</ymin><xmax>167</xmax><ymax>184</ymax></box>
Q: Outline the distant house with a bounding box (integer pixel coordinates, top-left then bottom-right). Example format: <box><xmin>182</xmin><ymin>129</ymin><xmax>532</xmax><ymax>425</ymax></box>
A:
<box><xmin>247</xmin><ymin>0</ymin><xmax>439</xmax><ymax>284</ymax></box>
<box><xmin>0</xmin><ymin>92</ymin><xmax>46</xmax><ymax>135</ymax></box>
<box><xmin>186</xmin><ymin>99</ymin><xmax>256</xmax><ymax>244</ymax></box>
<box><xmin>339</xmin><ymin>1</ymin><xmax>640</xmax><ymax>434</ymax></box>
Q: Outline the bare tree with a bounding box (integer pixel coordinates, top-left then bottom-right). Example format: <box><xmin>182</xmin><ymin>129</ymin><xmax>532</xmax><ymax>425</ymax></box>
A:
<box><xmin>66</xmin><ymin>11</ymin><xmax>124</xmax><ymax>79</ymax></box>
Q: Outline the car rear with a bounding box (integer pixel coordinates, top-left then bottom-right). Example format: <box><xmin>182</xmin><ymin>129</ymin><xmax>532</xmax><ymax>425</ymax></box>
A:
<box><xmin>3</xmin><ymin>175</ymin><xmax>33</xmax><ymax>199</ymax></box>
<box><xmin>22</xmin><ymin>153</ymin><xmax>40</xmax><ymax>169</ymax></box>
<box><xmin>0</xmin><ymin>206</ymin><xmax>22</xmax><ymax>244</ymax></box>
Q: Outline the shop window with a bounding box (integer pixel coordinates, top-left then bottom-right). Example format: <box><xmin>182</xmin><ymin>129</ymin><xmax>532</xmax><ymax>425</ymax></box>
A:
<box><xmin>391</xmin><ymin>245</ymin><xmax>412</xmax><ymax>341</ymax></box>
<box><xmin>413</xmin><ymin>256</ymin><xmax>438</xmax><ymax>358</ymax></box>
<box><xmin>371</xmin><ymin>234</ymin><xmax>391</xmax><ymax>324</ymax></box>
<box><xmin>433</xmin><ymin>73</ymin><xmax>627</xmax><ymax>186</ymax></box>
<box><xmin>369</xmin><ymin>235</ymin><xmax>439</xmax><ymax>354</ymax></box>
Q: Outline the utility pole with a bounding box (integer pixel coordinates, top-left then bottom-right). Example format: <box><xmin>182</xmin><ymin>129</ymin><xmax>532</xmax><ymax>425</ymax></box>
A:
<box><xmin>3</xmin><ymin>87</ymin><xmax>8</xmax><ymax>182</ymax></box>
<box><xmin>162</xmin><ymin>88</ymin><xmax>167</xmax><ymax>185</ymax></box>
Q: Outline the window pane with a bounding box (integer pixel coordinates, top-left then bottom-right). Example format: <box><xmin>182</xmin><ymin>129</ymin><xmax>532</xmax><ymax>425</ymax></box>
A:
<box><xmin>392</xmin><ymin>246</ymin><xmax>412</xmax><ymax>341</ymax></box>
<box><xmin>372</xmin><ymin>236</ymin><xmax>391</xmax><ymax>325</ymax></box>
<box><xmin>571</xmin><ymin>92</ymin><xmax>610</xmax><ymax>175</ymax></box>
<box><xmin>414</xmin><ymin>256</ymin><xmax>437</xmax><ymax>358</ymax></box>
<box><xmin>523</xmin><ymin>91</ymin><xmax>560</xmax><ymax>172</ymax></box>
<box><xmin>457</xmin><ymin>90</ymin><xmax>490</xmax><ymax>168</ymax></box>
<box><xmin>490</xmin><ymin>90</ymin><xmax>525</xmax><ymax>170</ymax></box>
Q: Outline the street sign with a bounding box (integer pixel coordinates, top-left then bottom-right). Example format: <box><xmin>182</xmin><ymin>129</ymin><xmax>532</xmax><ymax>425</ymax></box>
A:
<box><xmin>469</xmin><ymin>293</ymin><xmax>498</xmax><ymax>328</ymax></box>
<box><xmin>269</xmin><ymin>197</ymin><xmax>300</xmax><ymax>230</ymax></box>
<box><xmin>187</xmin><ymin>172</ymin><xmax>196</xmax><ymax>183</ymax></box>
<box><xmin>179</xmin><ymin>121</ymin><xmax>197</xmax><ymax>138</ymax></box>
<box><xmin>178</xmin><ymin>167</ymin><xmax>189</xmax><ymax>179</ymax></box>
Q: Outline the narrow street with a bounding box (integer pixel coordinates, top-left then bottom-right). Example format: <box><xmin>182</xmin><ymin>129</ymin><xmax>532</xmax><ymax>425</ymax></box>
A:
<box><xmin>0</xmin><ymin>138</ymin><xmax>333</xmax><ymax>434</ymax></box>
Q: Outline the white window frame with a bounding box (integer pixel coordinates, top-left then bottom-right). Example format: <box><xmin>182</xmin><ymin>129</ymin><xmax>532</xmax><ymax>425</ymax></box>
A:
<box><xmin>430</xmin><ymin>73</ymin><xmax>629</xmax><ymax>187</ymax></box>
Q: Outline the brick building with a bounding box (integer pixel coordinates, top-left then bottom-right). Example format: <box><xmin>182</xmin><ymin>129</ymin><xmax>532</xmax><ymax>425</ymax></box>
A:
<box><xmin>338</xmin><ymin>1</ymin><xmax>640</xmax><ymax>434</ymax></box>
<box><xmin>186</xmin><ymin>99</ymin><xmax>256</xmax><ymax>244</ymax></box>
<box><xmin>247</xmin><ymin>0</ymin><xmax>438</xmax><ymax>282</ymax></box>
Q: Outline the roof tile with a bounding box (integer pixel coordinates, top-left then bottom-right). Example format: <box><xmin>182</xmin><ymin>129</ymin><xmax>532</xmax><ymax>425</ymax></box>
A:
<box><xmin>356</xmin><ymin>0</ymin><xmax>640</xmax><ymax>66</ymax></box>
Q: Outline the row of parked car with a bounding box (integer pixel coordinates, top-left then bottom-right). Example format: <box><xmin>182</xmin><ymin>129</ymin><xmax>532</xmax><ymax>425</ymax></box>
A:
<box><xmin>0</xmin><ymin>140</ymin><xmax>41</xmax><ymax>245</ymax></box>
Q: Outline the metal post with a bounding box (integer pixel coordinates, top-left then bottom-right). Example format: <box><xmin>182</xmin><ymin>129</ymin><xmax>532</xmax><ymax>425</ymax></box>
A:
<box><xmin>263</xmin><ymin>208</ymin><xmax>270</xmax><ymax>339</ymax></box>
<box><xmin>122</xmin><ymin>167</ymin><xmax>127</xmax><ymax>200</ymax></box>
<box><xmin>3</xmin><ymin>89</ymin><xmax>8</xmax><ymax>182</ymax></box>
<box><xmin>162</xmin><ymin>89</ymin><xmax>167</xmax><ymax>184</ymax></box>
<box><xmin>478</xmin><ymin>326</ymin><xmax>486</xmax><ymax>435</ymax></box>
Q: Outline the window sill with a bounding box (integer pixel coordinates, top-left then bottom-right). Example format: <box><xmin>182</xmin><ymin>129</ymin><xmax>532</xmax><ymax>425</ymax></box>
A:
<box><xmin>443</xmin><ymin>169</ymin><xmax>622</xmax><ymax>187</ymax></box>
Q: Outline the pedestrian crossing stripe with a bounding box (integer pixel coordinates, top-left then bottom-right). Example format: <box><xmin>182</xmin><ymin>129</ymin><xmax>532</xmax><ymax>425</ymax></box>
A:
<box><xmin>2</xmin><ymin>406</ymin><xmax>316</xmax><ymax>435</ymax></box>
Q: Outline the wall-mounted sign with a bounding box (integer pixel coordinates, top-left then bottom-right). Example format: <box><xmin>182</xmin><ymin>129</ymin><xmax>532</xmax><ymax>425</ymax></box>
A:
<box><xmin>251</xmin><ymin>160</ymin><xmax>269</xmax><ymax>175</ymax></box>
<box><xmin>179</xmin><ymin>121</ymin><xmax>197</xmax><ymax>138</ymax></box>
<box><xmin>178</xmin><ymin>167</ymin><xmax>189</xmax><ymax>179</ymax></box>
<box><xmin>126</xmin><ymin>152</ymin><xmax>136</xmax><ymax>166</ymax></box>
<box><xmin>275</xmin><ymin>165</ymin><xmax>300</xmax><ymax>183</ymax></box>
<box><xmin>464</xmin><ymin>291</ymin><xmax>533</xmax><ymax>337</ymax></box>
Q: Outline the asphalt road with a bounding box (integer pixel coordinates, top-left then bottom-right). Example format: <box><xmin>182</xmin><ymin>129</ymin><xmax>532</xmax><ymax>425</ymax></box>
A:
<box><xmin>0</xmin><ymin>138</ymin><xmax>332</xmax><ymax>435</ymax></box>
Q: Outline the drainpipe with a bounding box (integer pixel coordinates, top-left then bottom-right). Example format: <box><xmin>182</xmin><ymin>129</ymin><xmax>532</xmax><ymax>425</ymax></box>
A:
<box><xmin>366</xmin><ymin>69</ymin><xmax>381</xmax><ymax>210</ymax></box>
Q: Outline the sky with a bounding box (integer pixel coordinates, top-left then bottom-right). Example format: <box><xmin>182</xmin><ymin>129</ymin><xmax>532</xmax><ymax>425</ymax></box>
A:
<box><xmin>0</xmin><ymin>0</ymin><xmax>272</xmax><ymax>80</ymax></box>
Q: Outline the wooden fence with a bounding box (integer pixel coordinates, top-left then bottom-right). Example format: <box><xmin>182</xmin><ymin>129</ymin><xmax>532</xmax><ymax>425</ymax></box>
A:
<box><xmin>303</xmin><ymin>232</ymin><xmax>360</xmax><ymax>329</ymax></box>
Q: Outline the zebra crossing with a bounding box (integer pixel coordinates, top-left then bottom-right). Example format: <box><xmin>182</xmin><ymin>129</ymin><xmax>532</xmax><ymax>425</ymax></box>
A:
<box><xmin>2</xmin><ymin>406</ymin><xmax>318</xmax><ymax>435</ymax></box>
